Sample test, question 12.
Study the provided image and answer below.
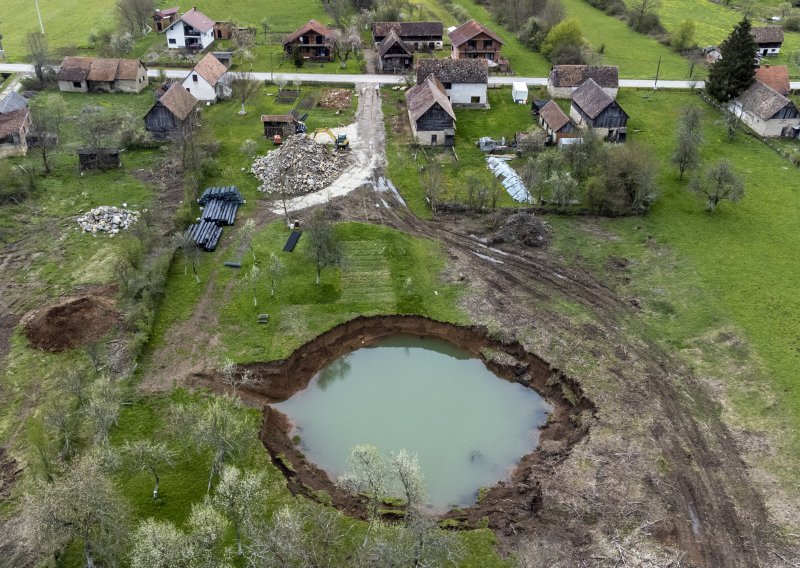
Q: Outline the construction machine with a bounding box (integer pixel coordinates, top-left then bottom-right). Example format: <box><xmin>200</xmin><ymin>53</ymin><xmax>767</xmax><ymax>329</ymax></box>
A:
<box><xmin>311</xmin><ymin>128</ymin><xmax>350</xmax><ymax>150</ymax></box>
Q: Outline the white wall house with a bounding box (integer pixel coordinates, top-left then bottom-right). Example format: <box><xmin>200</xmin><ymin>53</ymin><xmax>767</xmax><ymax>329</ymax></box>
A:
<box><xmin>728</xmin><ymin>80</ymin><xmax>800</xmax><ymax>138</ymax></box>
<box><xmin>181</xmin><ymin>53</ymin><xmax>229</xmax><ymax>102</ymax></box>
<box><xmin>447</xmin><ymin>82</ymin><xmax>487</xmax><ymax>105</ymax></box>
<box><xmin>165</xmin><ymin>7</ymin><xmax>216</xmax><ymax>50</ymax></box>
<box><xmin>415</xmin><ymin>58</ymin><xmax>489</xmax><ymax>108</ymax></box>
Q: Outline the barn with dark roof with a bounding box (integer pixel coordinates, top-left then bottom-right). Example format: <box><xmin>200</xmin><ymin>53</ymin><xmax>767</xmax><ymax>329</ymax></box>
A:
<box><xmin>56</xmin><ymin>56</ymin><xmax>148</xmax><ymax>94</ymax></box>
<box><xmin>372</xmin><ymin>22</ymin><xmax>444</xmax><ymax>51</ymax></box>
<box><xmin>729</xmin><ymin>80</ymin><xmax>800</xmax><ymax>138</ymax></box>
<box><xmin>144</xmin><ymin>83</ymin><xmax>199</xmax><ymax>140</ymax></box>
<box><xmin>569</xmin><ymin>79</ymin><xmax>628</xmax><ymax>142</ymax></box>
<box><xmin>405</xmin><ymin>74</ymin><xmax>456</xmax><ymax>146</ymax></box>
<box><xmin>377</xmin><ymin>30</ymin><xmax>414</xmax><ymax>74</ymax></box>
<box><xmin>548</xmin><ymin>65</ymin><xmax>619</xmax><ymax>99</ymax></box>
<box><xmin>752</xmin><ymin>26</ymin><xmax>783</xmax><ymax>56</ymax></box>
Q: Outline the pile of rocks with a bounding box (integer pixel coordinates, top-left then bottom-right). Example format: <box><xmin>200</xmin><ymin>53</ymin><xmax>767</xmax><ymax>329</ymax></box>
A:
<box><xmin>77</xmin><ymin>206</ymin><xmax>139</xmax><ymax>234</ymax></box>
<box><xmin>251</xmin><ymin>135</ymin><xmax>350</xmax><ymax>196</ymax></box>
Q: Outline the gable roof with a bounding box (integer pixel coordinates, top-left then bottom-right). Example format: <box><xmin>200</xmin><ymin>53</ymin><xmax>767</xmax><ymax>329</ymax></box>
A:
<box><xmin>88</xmin><ymin>58</ymin><xmax>122</xmax><ymax>82</ymax></box>
<box><xmin>416</xmin><ymin>57</ymin><xmax>488</xmax><ymax>85</ymax></box>
<box><xmin>378</xmin><ymin>29</ymin><xmax>413</xmax><ymax>57</ymax></box>
<box><xmin>191</xmin><ymin>52</ymin><xmax>227</xmax><ymax>86</ymax></box>
<box><xmin>737</xmin><ymin>80</ymin><xmax>795</xmax><ymax>120</ymax></box>
<box><xmin>0</xmin><ymin>92</ymin><xmax>28</xmax><ymax>114</ymax></box>
<box><xmin>155</xmin><ymin>7</ymin><xmax>179</xmax><ymax>17</ymax></box>
<box><xmin>448</xmin><ymin>20</ymin><xmax>503</xmax><ymax>47</ymax></box>
<box><xmin>117</xmin><ymin>58</ymin><xmax>145</xmax><ymax>80</ymax></box>
<box><xmin>260</xmin><ymin>114</ymin><xmax>298</xmax><ymax>123</ymax></box>
<box><xmin>178</xmin><ymin>7</ymin><xmax>215</xmax><ymax>32</ymax></box>
<box><xmin>283</xmin><ymin>20</ymin><xmax>334</xmax><ymax>45</ymax></box>
<box><xmin>405</xmin><ymin>74</ymin><xmax>456</xmax><ymax>123</ymax></box>
<box><xmin>56</xmin><ymin>56</ymin><xmax>93</xmax><ymax>82</ymax></box>
<box><xmin>156</xmin><ymin>83</ymin><xmax>198</xmax><ymax>120</ymax></box>
<box><xmin>57</xmin><ymin>56</ymin><xmax>143</xmax><ymax>82</ymax></box>
<box><xmin>755</xmin><ymin>65</ymin><xmax>790</xmax><ymax>95</ymax></box>
<box><xmin>539</xmin><ymin>100</ymin><xmax>571</xmax><ymax>132</ymax></box>
<box><xmin>372</xmin><ymin>21</ymin><xmax>444</xmax><ymax>40</ymax></box>
<box><xmin>570</xmin><ymin>78</ymin><xmax>615</xmax><ymax>119</ymax></box>
<box><xmin>0</xmin><ymin>108</ymin><xmax>30</xmax><ymax>139</ymax></box>
<box><xmin>549</xmin><ymin>65</ymin><xmax>619</xmax><ymax>89</ymax></box>
<box><xmin>751</xmin><ymin>26</ymin><xmax>783</xmax><ymax>44</ymax></box>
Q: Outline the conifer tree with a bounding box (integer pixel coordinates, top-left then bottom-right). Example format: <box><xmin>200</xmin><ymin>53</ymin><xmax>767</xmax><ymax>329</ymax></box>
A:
<box><xmin>706</xmin><ymin>18</ymin><xmax>757</xmax><ymax>102</ymax></box>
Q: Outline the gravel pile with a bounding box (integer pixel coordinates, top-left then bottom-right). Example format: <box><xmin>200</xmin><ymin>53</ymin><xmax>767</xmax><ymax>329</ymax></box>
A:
<box><xmin>77</xmin><ymin>206</ymin><xmax>139</xmax><ymax>234</ymax></box>
<box><xmin>251</xmin><ymin>135</ymin><xmax>350</xmax><ymax>196</ymax></box>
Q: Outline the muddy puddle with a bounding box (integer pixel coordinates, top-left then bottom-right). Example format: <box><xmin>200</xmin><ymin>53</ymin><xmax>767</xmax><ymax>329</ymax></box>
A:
<box><xmin>273</xmin><ymin>336</ymin><xmax>553</xmax><ymax>510</ymax></box>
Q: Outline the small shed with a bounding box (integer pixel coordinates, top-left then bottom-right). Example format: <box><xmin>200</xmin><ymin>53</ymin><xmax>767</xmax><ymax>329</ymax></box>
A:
<box><xmin>77</xmin><ymin>148</ymin><xmax>121</xmax><ymax>171</ymax></box>
<box><xmin>512</xmin><ymin>82</ymin><xmax>528</xmax><ymax>104</ymax></box>
<box><xmin>144</xmin><ymin>82</ymin><xmax>199</xmax><ymax>140</ymax></box>
<box><xmin>538</xmin><ymin>100</ymin><xmax>578</xmax><ymax>144</ymax></box>
<box><xmin>531</xmin><ymin>99</ymin><xmax>548</xmax><ymax>115</ymax></box>
<box><xmin>261</xmin><ymin>110</ymin><xmax>300</xmax><ymax>138</ymax></box>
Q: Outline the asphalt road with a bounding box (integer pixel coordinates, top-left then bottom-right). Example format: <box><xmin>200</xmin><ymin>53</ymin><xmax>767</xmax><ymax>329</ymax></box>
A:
<box><xmin>3</xmin><ymin>62</ymin><xmax>799</xmax><ymax>90</ymax></box>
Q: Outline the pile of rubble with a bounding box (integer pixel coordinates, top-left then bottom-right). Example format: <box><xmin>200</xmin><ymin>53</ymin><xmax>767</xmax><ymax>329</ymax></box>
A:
<box><xmin>251</xmin><ymin>135</ymin><xmax>350</xmax><ymax>196</ymax></box>
<box><xmin>77</xmin><ymin>206</ymin><xmax>139</xmax><ymax>234</ymax></box>
<box><xmin>320</xmin><ymin>88</ymin><xmax>352</xmax><ymax>110</ymax></box>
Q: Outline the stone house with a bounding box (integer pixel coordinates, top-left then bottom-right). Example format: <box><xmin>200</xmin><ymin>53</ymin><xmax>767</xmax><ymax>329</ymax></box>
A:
<box><xmin>406</xmin><ymin>74</ymin><xmax>456</xmax><ymax>146</ymax></box>
<box><xmin>371</xmin><ymin>22</ymin><xmax>444</xmax><ymax>51</ymax></box>
<box><xmin>569</xmin><ymin>79</ymin><xmax>628</xmax><ymax>142</ymax></box>
<box><xmin>729</xmin><ymin>80</ymin><xmax>800</xmax><ymax>138</ymax></box>
<box><xmin>282</xmin><ymin>20</ymin><xmax>333</xmax><ymax>61</ymax></box>
<box><xmin>0</xmin><ymin>108</ymin><xmax>31</xmax><ymax>158</ymax></box>
<box><xmin>416</xmin><ymin>58</ymin><xmax>488</xmax><ymax>107</ymax></box>
<box><xmin>547</xmin><ymin>65</ymin><xmax>619</xmax><ymax>99</ymax></box>
<box><xmin>377</xmin><ymin>30</ymin><xmax>414</xmax><ymax>74</ymax></box>
<box><xmin>752</xmin><ymin>26</ymin><xmax>783</xmax><ymax>56</ymax></box>
<box><xmin>538</xmin><ymin>100</ymin><xmax>578</xmax><ymax>144</ymax></box>
<box><xmin>144</xmin><ymin>82</ymin><xmax>199</xmax><ymax>140</ymax></box>
<box><xmin>164</xmin><ymin>7</ymin><xmax>216</xmax><ymax>51</ymax></box>
<box><xmin>449</xmin><ymin>20</ymin><xmax>504</xmax><ymax>63</ymax></box>
<box><xmin>182</xmin><ymin>52</ymin><xmax>229</xmax><ymax>102</ymax></box>
<box><xmin>56</xmin><ymin>57</ymin><xmax>148</xmax><ymax>93</ymax></box>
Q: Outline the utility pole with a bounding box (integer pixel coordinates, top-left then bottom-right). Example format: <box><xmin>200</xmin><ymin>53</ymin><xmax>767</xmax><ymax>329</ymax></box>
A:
<box><xmin>34</xmin><ymin>0</ymin><xmax>45</xmax><ymax>34</ymax></box>
<box><xmin>653</xmin><ymin>56</ymin><xmax>661</xmax><ymax>91</ymax></box>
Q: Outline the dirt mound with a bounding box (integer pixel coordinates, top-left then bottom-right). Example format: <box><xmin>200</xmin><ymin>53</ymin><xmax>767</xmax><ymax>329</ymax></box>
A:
<box><xmin>23</xmin><ymin>292</ymin><xmax>119</xmax><ymax>352</ymax></box>
<box><xmin>490</xmin><ymin>212</ymin><xmax>551</xmax><ymax>248</ymax></box>
<box><xmin>319</xmin><ymin>88</ymin><xmax>352</xmax><ymax>111</ymax></box>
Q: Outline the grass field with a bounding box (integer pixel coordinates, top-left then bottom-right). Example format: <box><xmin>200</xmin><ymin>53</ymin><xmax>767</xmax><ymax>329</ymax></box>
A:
<box><xmin>547</xmin><ymin>89</ymin><xmax>800</xmax><ymax>487</ymax></box>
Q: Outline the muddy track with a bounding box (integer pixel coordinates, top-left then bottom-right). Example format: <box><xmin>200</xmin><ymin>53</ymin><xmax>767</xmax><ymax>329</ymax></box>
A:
<box><xmin>366</xmin><ymin>194</ymin><xmax>776</xmax><ymax>566</ymax></box>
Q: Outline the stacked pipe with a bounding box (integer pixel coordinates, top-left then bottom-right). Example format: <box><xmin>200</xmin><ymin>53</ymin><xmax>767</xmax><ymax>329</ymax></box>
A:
<box><xmin>186</xmin><ymin>220</ymin><xmax>223</xmax><ymax>252</ymax></box>
<box><xmin>198</xmin><ymin>186</ymin><xmax>245</xmax><ymax>206</ymax></box>
<box><xmin>201</xmin><ymin>200</ymin><xmax>239</xmax><ymax>226</ymax></box>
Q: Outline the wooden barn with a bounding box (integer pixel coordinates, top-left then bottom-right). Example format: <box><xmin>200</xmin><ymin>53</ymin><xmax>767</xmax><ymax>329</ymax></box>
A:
<box><xmin>371</xmin><ymin>21</ymin><xmax>444</xmax><ymax>51</ymax></box>
<box><xmin>405</xmin><ymin>74</ymin><xmax>456</xmax><ymax>146</ymax></box>
<box><xmin>261</xmin><ymin>110</ymin><xmax>301</xmax><ymax>138</ymax></box>
<box><xmin>538</xmin><ymin>100</ymin><xmax>578</xmax><ymax>144</ymax></box>
<box><xmin>569</xmin><ymin>79</ymin><xmax>628</xmax><ymax>142</ymax></box>
<box><xmin>144</xmin><ymin>83</ymin><xmax>199</xmax><ymax>140</ymax></box>
<box><xmin>377</xmin><ymin>30</ymin><xmax>414</xmax><ymax>74</ymax></box>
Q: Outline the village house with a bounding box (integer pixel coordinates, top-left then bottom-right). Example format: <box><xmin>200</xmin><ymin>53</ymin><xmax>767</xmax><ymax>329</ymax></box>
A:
<box><xmin>371</xmin><ymin>22</ymin><xmax>444</xmax><ymax>51</ymax></box>
<box><xmin>755</xmin><ymin>65</ymin><xmax>790</xmax><ymax>96</ymax></box>
<box><xmin>570</xmin><ymin>78</ymin><xmax>628</xmax><ymax>142</ymax></box>
<box><xmin>538</xmin><ymin>100</ymin><xmax>578</xmax><ymax>145</ymax></box>
<box><xmin>548</xmin><ymin>65</ymin><xmax>619</xmax><ymax>99</ymax></box>
<box><xmin>182</xmin><ymin>52</ymin><xmax>229</xmax><ymax>102</ymax></box>
<box><xmin>729</xmin><ymin>80</ymin><xmax>800</xmax><ymax>138</ymax></box>
<box><xmin>0</xmin><ymin>93</ymin><xmax>30</xmax><ymax>158</ymax></box>
<box><xmin>377</xmin><ymin>30</ymin><xmax>414</xmax><ymax>74</ymax></box>
<box><xmin>752</xmin><ymin>26</ymin><xmax>783</xmax><ymax>56</ymax></box>
<box><xmin>449</xmin><ymin>20</ymin><xmax>504</xmax><ymax>63</ymax></box>
<box><xmin>703</xmin><ymin>46</ymin><xmax>722</xmax><ymax>64</ymax></box>
<box><xmin>282</xmin><ymin>20</ymin><xmax>333</xmax><ymax>61</ymax></box>
<box><xmin>261</xmin><ymin>110</ymin><xmax>302</xmax><ymax>139</ymax></box>
<box><xmin>416</xmin><ymin>58</ymin><xmax>488</xmax><ymax>107</ymax></box>
<box><xmin>153</xmin><ymin>7</ymin><xmax>179</xmax><ymax>33</ymax></box>
<box><xmin>405</xmin><ymin>74</ymin><xmax>456</xmax><ymax>146</ymax></box>
<box><xmin>144</xmin><ymin>82</ymin><xmax>199</xmax><ymax>140</ymax></box>
<box><xmin>164</xmin><ymin>7</ymin><xmax>216</xmax><ymax>51</ymax></box>
<box><xmin>56</xmin><ymin>57</ymin><xmax>148</xmax><ymax>93</ymax></box>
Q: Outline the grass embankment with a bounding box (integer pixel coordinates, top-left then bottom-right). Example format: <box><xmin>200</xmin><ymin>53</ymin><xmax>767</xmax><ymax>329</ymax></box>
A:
<box><xmin>548</xmin><ymin>90</ymin><xmax>800</xmax><ymax>488</ymax></box>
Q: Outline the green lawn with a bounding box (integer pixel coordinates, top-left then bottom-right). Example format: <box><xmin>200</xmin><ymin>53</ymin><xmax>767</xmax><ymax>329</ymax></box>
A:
<box><xmin>550</xmin><ymin>89</ymin><xmax>800</xmax><ymax>486</ymax></box>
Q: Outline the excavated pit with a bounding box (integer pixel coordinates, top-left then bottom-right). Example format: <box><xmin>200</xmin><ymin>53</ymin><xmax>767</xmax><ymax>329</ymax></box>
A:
<box><xmin>202</xmin><ymin>315</ymin><xmax>594</xmax><ymax>529</ymax></box>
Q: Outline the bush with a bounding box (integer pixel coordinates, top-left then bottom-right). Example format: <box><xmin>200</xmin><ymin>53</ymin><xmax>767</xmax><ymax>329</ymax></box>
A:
<box><xmin>450</xmin><ymin>4</ymin><xmax>471</xmax><ymax>22</ymax></box>
<box><xmin>783</xmin><ymin>16</ymin><xmax>800</xmax><ymax>31</ymax></box>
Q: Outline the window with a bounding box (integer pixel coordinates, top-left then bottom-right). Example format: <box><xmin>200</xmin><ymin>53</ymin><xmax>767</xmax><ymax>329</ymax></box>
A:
<box><xmin>431</xmin><ymin>134</ymin><xmax>438</xmax><ymax>145</ymax></box>
<box><xmin>72</xmin><ymin>81</ymin><xmax>82</xmax><ymax>88</ymax></box>
<box><xmin>468</xmin><ymin>40</ymin><xmax>476</xmax><ymax>49</ymax></box>
<box><xmin>169</xmin><ymin>38</ymin><xmax>177</xmax><ymax>44</ymax></box>
<box><xmin>193</xmin><ymin>74</ymin><xmax>198</xmax><ymax>82</ymax></box>
<box><xmin>484</xmin><ymin>40</ymin><xmax>493</xmax><ymax>48</ymax></box>
<box><xmin>471</xmin><ymin>96</ymin><xmax>481</xmax><ymax>104</ymax></box>
<box><xmin>443</xmin><ymin>82</ymin><xmax>452</xmax><ymax>89</ymax></box>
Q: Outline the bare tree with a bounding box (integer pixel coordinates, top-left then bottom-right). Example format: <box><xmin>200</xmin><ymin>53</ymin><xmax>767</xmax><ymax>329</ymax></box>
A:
<box><xmin>172</xmin><ymin>231</ymin><xmax>201</xmax><ymax>283</ymax></box>
<box><xmin>627</xmin><ymin>0</ymin><xmax>662</xmax><ymax>31</ymax></box>
<box><xmin>23</xmin><ymin>456</ymin><xmax>130</xmax><ymax>568</ymax></box>
<box><xmin>324</xmin><ymin>0</ymin><xmax>351</xmax><ymax>27</ymax></box>
<box><xmin>266</xmin><ymin>252</ymin><xmax>285</xmax><ymax>297</ymax></box>
<box><xmin>219</xmin><ymin>358</ymin><xmax>258</xmax><ymax>396</ymax></box>
<box><xmin>28</xmin><ymin>105</ymin><xmax>61</xmax><ymax>175</ymax></box>
<box><xmin>244</xmin><ymin>505</ymin><xmax>311</xmax><ymax>568</ymax></box>
<box><xmin>421</xmin><ymin>162</ymin><xmax>444</xmax><ymax>214</ymax></box>
<box><xmin>239</xmin><ymin>218</ymin><xmax>258</xmax><ymax>262</ymax></box>
<box><xmin>171</xmin><ymin>394</ymin><xmax>255</xmax><ymax>492</ymax></box>
<box><xmin>211</xmin><ymin>466</ymin><xmax>269</xmax><ymax>556</ymax></box>
<box><xmin>671</xmin><ymin>106</ymin><xmax>703</xmax><ymax>179</ymax></box>
<box><xmin>116</xmin><ymin>0</ymin><xmax>155</xmax><ymax>36</ymax></box>
<box><xmin>26</xmin><ymin>32</ymin><xmax>51</xmax><ymax>85</ymax></box>
<box><xmin>43</xmin><ymin>399</ymin><xmax>81</xmax><ymax>459</ymax></box>
<box><xmin>390</xmin><ymin>450</ymin><xmax>426</xmax><ymax>521</ymax></box>
<box><xmin>326</xmin><ymin>25</ymin><xmax>363</xmax><ymax>69</ymax></box>
<box><xmin>338</xmin><ymin>444</ymin><xmax>387</xmax><ymax>521</ymax></box>
<box><xmin>305</xmin><ymin>208</ymin><xmax>343</xmax><ymax>286</ymax></box>
<box><xmin>122</xmin><ymin>440</ymin><xmax>177</xmax><ymax>499</ymax></box>
<box><xmin>260</xmin><ymin>18</ymin><xmax>270</xmax><ymax>44</ymax></box>
<box><xmin>688</xmin><ymin>159</ymin><xmax>745</xmax><ymax>213</ymax></box>
<box><xmin>84</xmin><ymin>375</ymin><xmax>122</xmax><ymax>445</ymax></box>
<box><xmin>230</xmin><ymin>70</ymin><xmax>261</xmax><ymax>115</ymax></box>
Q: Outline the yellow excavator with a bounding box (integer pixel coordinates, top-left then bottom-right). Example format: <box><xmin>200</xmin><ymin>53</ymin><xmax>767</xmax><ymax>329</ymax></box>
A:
<box><xmin>311</xmin><ymin>128</ymin><xmax>350</xmax><ymax>150</ymax></box>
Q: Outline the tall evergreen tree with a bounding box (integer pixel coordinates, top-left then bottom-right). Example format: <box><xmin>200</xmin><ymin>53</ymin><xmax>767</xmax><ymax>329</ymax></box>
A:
<box><xmin>706</xmin><ymin>18</ymin><xmax>757</xmax><ymax>102</ymax></box>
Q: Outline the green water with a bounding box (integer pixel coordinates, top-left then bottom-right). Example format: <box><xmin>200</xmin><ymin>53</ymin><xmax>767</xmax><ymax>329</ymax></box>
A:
<box><xmin>273</xmin><ymin>336</ymin><xmax>552</xmax><ymax>510</ymax></box>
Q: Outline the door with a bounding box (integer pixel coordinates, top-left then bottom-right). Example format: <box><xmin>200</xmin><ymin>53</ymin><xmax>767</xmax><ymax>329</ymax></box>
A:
<box><xmin>445</xmin><ymin>134</ymin><xmax>454</xmax><ymax>147</ymax></box>
<box><xmin>431</xmin><ymin>134</ymin><xmax>438</xmax><ymax>145</ymax></box>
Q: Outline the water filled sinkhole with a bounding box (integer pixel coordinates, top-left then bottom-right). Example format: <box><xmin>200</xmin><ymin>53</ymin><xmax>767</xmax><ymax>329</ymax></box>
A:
<box><xmin>271</xmin><ymin>336</ymin><xmax>553</xmax><ymax>510</ymax></box>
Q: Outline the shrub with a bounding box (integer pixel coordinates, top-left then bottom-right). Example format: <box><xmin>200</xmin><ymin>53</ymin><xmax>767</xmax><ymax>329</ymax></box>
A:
<box><xmin>783</xmin><ymin>16</ymin><xmax>800</xmax><ymax>31</ymax></box>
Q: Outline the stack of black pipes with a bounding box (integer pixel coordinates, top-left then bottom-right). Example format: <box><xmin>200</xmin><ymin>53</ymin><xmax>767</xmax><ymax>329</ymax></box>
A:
<box><xmin>187</xmin><ymin>186</ymin><xmax>245</xmax><ymax>251</ymax></box>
